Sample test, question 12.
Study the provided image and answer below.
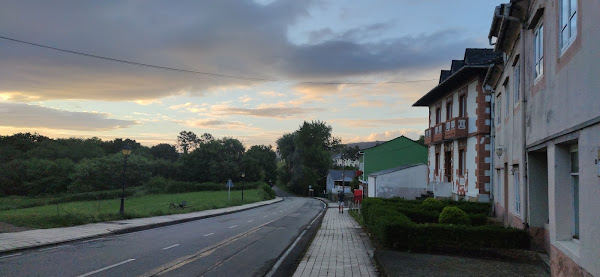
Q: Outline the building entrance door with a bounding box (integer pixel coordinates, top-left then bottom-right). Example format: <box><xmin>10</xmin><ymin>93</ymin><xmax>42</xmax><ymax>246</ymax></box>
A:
<box><xmin>444</xmin><ymin>151</ymin><xmax>452</xmax><ymax>182</ymax></box>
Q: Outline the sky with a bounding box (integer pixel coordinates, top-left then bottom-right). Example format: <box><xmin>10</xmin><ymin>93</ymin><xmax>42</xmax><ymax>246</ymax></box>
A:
<box><xmin>0</xmin><ymin>0</ymin><xmax>503</xmax><ymax>148</ymax></box>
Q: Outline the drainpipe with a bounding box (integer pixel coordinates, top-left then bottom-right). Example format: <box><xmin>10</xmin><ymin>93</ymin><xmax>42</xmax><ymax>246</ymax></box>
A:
<box><xmin>520</xmin><ymin>11</ymin><xmax>529</xmax><ymax>231</ymax></box>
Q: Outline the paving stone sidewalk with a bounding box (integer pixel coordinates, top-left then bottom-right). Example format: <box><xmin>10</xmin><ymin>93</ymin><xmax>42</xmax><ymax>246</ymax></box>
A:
<box><xmin>0</xmin><ymin>197</ymin><xmax>282</xmax><ymax>254</ymax></box>
<box><xmin>293</xmin><ymin>204</ymin><xmax>377</xmax><ymax>277</ymax></box>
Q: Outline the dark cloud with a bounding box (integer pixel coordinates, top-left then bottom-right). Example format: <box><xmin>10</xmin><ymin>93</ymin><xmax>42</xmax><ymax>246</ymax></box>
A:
<box><xmin>214</xmin><ymin>106</ymin><xmax>323</xmax><ymax>118</ymax></box>
<box><xmin>0</xmin><ymin>102</ymin><xmax>137</xmax><ymax>130</ymax></box>
<box><xmin>0</xmin><ymin>0</ymin><xmax>477</xmax><ymax>101</ymax></box>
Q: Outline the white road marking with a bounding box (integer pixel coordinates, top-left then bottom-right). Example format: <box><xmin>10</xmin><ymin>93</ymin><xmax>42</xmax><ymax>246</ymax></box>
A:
<box><xmin>272</xmin><ymin>212</ymin><xmax>277</xmax><ymax>215</ymax></box>
<box><xmin>162</xmin><ymin>244</ymin><xmax>179</xmax><ymax>250</ymax></box>
<box><xmin>0</xmin><ymin>253</ymin><xmax>22</xmax><ymax>259</ymax></box>
<box><xmin>203</xmin><ymin>233</ymin><xmax>214</xmax><ymax>237</ymax></box>
<box><xmin>263</xmin><ymin>215</ymin><xmax>268</xmax><ymax>218</ymax></box>
<box><xmin>76</xmin><ymin>259</ymin><xmax>135</xmax><ymax>277</ymax></box>
<box><xmin>228</xmin><ymin>225</ymin><xmax>237</xmax><ymax>229</ymax></box>
<box><xmin>247</xmin><ymin>220</ymin><xmax>254</xmax><ymax>223</ymax></box>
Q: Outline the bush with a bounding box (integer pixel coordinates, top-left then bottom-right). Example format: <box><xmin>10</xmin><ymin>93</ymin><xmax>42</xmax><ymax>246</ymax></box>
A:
<box><xmin>259</xmin><ymin>183</ymin><xmax>275</xmax><ymax>200</ymax></box>
<box><xmin>439</xmin><ymin>206</ymin><xmax>471</xmax><ymax>225</ymax></box>
<box><xmin>397</xmin><ymin>206</ymin><xmax>440</xmax><ymax>224</ymax></box>
<box><xmin>468</xmin><ymin>213</ymin><xmax>489</xmax><ymax>226</ymax></box>
<box><xmin>145</xmin><ymin>176</ymin><xmax>169</xmax><ymax>194</ymax></box>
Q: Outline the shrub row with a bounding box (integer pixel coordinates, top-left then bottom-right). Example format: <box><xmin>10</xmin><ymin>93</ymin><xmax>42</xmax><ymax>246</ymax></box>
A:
<box><xmin>361</xmin><ymin>198</ymin><xmax>529</xmax><ymax>251</ymax></box>
<box><xmin>144</xmin><ymin>176</ymin><xmax>262</xmax><ymax>194</ymax></box>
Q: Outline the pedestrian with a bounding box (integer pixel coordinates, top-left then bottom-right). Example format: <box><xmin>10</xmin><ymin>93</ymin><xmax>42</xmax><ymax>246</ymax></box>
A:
<box><xmin>338</xmin><ymin>190</ymin><xmax>345</xmax><ymax>213</ymax></box>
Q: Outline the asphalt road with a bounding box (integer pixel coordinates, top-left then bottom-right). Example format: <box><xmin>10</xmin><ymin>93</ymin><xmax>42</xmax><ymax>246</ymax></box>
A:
<box><xmin>0</xmin><ymin>193</ymin><xmax>323</xmax><ymax>277</ymax></box>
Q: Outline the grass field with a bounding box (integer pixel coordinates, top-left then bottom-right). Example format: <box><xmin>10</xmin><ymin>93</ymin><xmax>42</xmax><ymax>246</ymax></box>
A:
<box><xmin>0</xmin><ymin>189</ymin><xmax>266</xmax><ymax>229</ymax></box>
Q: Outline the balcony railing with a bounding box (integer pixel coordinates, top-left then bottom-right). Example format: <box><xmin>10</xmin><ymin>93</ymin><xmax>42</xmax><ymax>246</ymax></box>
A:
<box><xmin>433</xmin><ymin>123</ymin><xmax>445</xmax><ymax>143</ymax></box>
<box><xmin>444</xmin><ymin>117</ymin><xmax>468</xmax><ymax>140</ymax></box>
<box><xmin>423</xmin><ymin>127</ymin><xmax>433</xmax><ymax>145</ymax></box>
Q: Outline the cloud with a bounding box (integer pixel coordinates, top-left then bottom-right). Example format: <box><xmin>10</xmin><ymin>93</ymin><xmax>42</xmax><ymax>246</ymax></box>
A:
<box><xmin>211</xmin><ymin>104</ymin><xmax>323</xmax><ymax>119</ymax></box>
<box><xmin>174</xmin><ymin>119</ymin><xmax>253</xmax><ymax>130</ymax></box>
<box><xmin>0</xmin><ymin>1</ymin><xmax>477</xmax><ymax>102</ymax></box>
<box><xmin>0</xmin><ymin>102</ymin><xmax>137</xmax><ymax>131</ymax></box>
<box><xmin>337</xmin><ymin>117</ymin><xmax>427</xmax><ymax>128</ymax></box>
<box><xmin>343</xmin><ymin>129</ymin><xmax>422</xmax><ymax>143</ymax></box>
<box><xmin>239</xmin><ymin>95</ymin><xmax>253</xmax><ymax>103</ymax></box>
<box><xmin>260</xmin><ymin>91</ymin><xmax>286</xmax><ymax>97</ymax></box>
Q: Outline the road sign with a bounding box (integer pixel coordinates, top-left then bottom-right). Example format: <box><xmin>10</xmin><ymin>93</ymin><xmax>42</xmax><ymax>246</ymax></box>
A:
<box><xmin>226</xmin><ymin>179</ymin><xmax>234</xmax><ymax>201</ymax></box>
<box><xmin>309</xmin><ymin>185</ymin><xmax>312</xmax><ymax>189</ymax></box>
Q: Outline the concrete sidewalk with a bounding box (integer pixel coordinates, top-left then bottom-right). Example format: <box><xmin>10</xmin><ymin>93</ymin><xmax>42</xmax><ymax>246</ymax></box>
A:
<box><xmin>293</xmin><ymin>203</ymin><xmax>377</xmax><ymax>277</ymax></box>
<box><xmin>0</xmin><ymin>197</ymin><xmax>282</xmax><ymax>254</ymax></box>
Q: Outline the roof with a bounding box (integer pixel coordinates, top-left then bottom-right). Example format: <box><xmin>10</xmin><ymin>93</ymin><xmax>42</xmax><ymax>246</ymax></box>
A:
<box><xmin>413</xmin><ymin>48</ymin><xmax>502</xmax><ymax>107</ymax></box>
<box><xmin>368</xmin><ymin>164</ymin><xmax>425</xmax><ymax>177</ymax></box>
<box><xmin>359</xmin><ymin>136</ymin><xmax>425</xmax><ymax>152</ymax></box>
<box><xmin>327</xmin><ymin>170</ymin><xmax>356</xmax><ymax>181</ymax></box>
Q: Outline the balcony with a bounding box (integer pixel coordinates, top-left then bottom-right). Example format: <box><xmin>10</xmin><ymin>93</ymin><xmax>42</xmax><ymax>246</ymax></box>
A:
<box><xmin>423</xmin><ymin>127</ymin><xmax>433</xmax><ymax>145</ymax></box>
<box><xmin>432</xmin><ymin>123</ymin><xmax>445</xmax><ymax>143</ymax></box>
<box><xmin>444</xmin><ymin>117</ymin><xmax>469</xmax><ymax>140</ymax></box>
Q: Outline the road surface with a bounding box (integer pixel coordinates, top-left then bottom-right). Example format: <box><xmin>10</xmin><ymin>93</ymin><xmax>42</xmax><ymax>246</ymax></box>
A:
<box><xmin>0</xmin><ymin>194</ymin><xmax>323</xmax><ymax>277</ymax></box>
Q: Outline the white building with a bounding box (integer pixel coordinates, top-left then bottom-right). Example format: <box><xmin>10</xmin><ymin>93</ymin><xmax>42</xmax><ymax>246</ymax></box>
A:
<box><xmin>367</xmin><ymin>164</ymin><xmax>428</xmax><ymax>199</ymax></box>
<box><xmin>487</xmin><ymin>1</ymin><xmax>600</xmax><ymax>275</ymax></box>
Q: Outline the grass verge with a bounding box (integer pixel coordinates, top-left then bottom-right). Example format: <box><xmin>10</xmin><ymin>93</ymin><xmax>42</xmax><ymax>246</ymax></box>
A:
<box><xmin>0</xmin><ymin>189</ymin><xmax>268</xmax><ymax>229</ymax></box>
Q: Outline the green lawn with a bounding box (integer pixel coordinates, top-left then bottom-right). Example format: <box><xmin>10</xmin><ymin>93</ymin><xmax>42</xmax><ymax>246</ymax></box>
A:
<box><xmin>0</xmin><ymin>189</ymin><xmax>265</xmax><ymax>229</ymax></box>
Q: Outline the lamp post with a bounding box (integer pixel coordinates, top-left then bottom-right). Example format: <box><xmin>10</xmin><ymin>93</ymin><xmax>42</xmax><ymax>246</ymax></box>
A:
<box><xmin>119</xmin><ymin>144</ymin><xmax>132</xmax><ymax>215</ymax></box>
<box><xmin>241</xmin><ymin>172</ymin><xmax>245</xmax><ymax>201</ymax></box>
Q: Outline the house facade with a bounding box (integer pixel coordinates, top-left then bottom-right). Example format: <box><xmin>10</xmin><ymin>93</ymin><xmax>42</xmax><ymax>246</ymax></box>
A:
<box><xmin>487</xmin><ymin>1</ymin><xmax>600</xmax><ymax>276</ymax></box>
<box><xmin>357</xmin><ymin>136</ymin><xmax>427</xmax><ymax>185</ymax></box>
<box><xmin>326</xmin><ymin>169</ymin><xmax>356</xmax><ymax>194</ymax></box>
<box><xmin>367</xmin><ymin>164</ymin><xmax>428</xmax><ymax>199</ymax></box>
<box><xmin>413</xmin><ymin>48</ymin><xmax>501</xmax><ymax>202</ymax></box>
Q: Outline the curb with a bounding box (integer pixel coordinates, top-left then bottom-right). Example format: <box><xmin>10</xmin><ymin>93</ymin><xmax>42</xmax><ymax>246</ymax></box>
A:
<box><xmin>0</xmin><ymin>197</ymin><xmax>283</xmax><ymax>255</ymax></box>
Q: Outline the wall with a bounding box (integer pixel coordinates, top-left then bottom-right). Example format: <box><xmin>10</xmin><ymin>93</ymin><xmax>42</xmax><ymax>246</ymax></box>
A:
<box><xmin>368</xmin><ymin>165</ymin><xmax>428</xmax><ymax>199</ymax></box>
<box><xmin>362</xmin><ymin>136</ymin><xmax>427</xmax><ymax>180</ymax></box>
<box><xmin>522</xmin><ymin>1</ymin><xmax>600</xmax><ymax>275</ymax></box>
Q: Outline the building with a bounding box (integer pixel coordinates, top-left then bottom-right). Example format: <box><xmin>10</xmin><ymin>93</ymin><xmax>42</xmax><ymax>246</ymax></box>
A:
<box><xmin>486</xmin><ymin>1</ymin><xmax>600</xmax><ymax>275</ymax></box>
<box><xmin>367</xmin><ymin>164</ymin><xmax>428</xmax><ymax>199</ymax></box>
<box><xmin>413</xmin><ymin>48</ymin><xmax>502</xmax><ymax>201</ymax></box>
<box><xmin>332</xmin><ymin>154</ymin><xmax>360</xmax><ymax>168</ymax></box>
<box><xmin>326</xmin><ymin>169</ymin><xmax>356</xmax><ymax>193</ymax></box>
<box><xmin>357</xmin><ymin>136</ymin><xmax>427</xmax><ymax>186</ymax></box>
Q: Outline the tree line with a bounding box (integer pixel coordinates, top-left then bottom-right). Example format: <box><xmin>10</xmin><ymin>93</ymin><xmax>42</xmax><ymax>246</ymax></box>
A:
<box><xmin>0</xmin><ymin>131</ymin><xmax>276</xmax><ymax>196</ymax></box>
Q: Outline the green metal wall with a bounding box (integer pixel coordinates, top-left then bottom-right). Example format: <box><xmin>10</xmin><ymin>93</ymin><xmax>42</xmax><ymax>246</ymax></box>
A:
<box><xmin>360</xmin><ymin>136</ymin><xmax>427</xmax><ymax>181</ymax></box>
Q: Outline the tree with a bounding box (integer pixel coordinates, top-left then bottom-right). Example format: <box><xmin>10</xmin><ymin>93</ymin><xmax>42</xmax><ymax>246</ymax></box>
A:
<box><xmin>242</xmin><ymin>145</ymin><xmax>277</xmax><ymax>183</ymax></box>
<box><xmin>181</xmin><ymin>137</ymin><xmax>245</xmax><ymax>183</ymax></box>
<box><xmin>150</xmin><ymin>143</ymin><xmax>179</xmax><ymax>161</ymax></box>
<box><xmin>276</xmin><ymin>121</ymin><xmax>340</xmax><ymax>194</ymax></box>
<box><xmin>417</xmin><ymin>135</ymin><xmax>425</xmax><ymax>145</ymax></box>
<box><xmin>177</xmin><ymin>131</ymin><xmax>200</xmax><ymax>154</ymax></box>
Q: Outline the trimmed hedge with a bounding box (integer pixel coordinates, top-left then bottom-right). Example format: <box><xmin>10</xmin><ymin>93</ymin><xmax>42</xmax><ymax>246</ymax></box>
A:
<box><xmin>361</xmin><ymin>197</ymin><xmax>529</xmax><ymax>251</ymax></box>
<box><xmin>439</xmin><ymin>206</ymin><xmax>471</xmax><ymax>225</ymax></box>
<box><xmin>144</xmin><ymin>177</ymin><xmax>262</xmax><ymax>194</ymax></box>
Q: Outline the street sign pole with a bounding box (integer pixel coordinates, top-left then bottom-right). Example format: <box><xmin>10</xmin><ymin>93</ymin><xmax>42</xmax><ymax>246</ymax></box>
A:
<box><xmin>226</xmin><ymin>179</ymin><xmax>234</xmax><ymax>201</ymax></box>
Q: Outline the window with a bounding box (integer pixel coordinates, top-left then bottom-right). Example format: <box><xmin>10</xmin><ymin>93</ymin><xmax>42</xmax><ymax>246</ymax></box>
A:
<box><xmin>514</xmin><ymin>167</ymin><xmax>520</xmax><ymax>214</ymax></box>
<box><xmin>570</xmin><ymin>144</ymin><xmax>579</xmax><ymax>239</ymax></box>
<box><xmin>496</xmin><ymin>96</ymin><xmax>502</xmax><ymax>125</ymax></box>
<box><xmin>436</xmin><ymin>108</ymin><xmax>441</xmax><ymax>124</ymax></box>
<box><xmin>560</xmin><ymin>0</ymin><xmax>577</xmax><ymax>52</ymax></box>
<box><xmin>505</xmin><ymin>85</ymin><xmax>510</xmax><ymax>117</ymax></box>
<box><xmin>458</xmin><ymin>149</ymin><xmax>466</xmax><ymax>176</ymax></box>
<box><xmin>435</xmin><ymin>153</ymin><xmax>440</xmax><ymax>177</ymax></box>
<box><xmin>514</xmin><ymin>64</ymin><xmax>520</xmax><ymax>106</ymax></box>
<box><xmin>533</xmin><ymin>23</ymin><xmax>544</xmax><ymax>79</ymax></box>
<box><xmin>446</xmin><ymin>102</ymin><xmax>452</xmax><ymax>121</ymax></box>
<box><xmin>459</xmin><ymin>95</ymin><xmax>466</xmax><ymax>117</ymax></box>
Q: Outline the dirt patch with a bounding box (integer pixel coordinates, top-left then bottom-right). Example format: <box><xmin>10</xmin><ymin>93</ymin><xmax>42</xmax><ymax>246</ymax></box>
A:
<box><xmin>0</xmin><ymin>222</ymin><xmax>33</xmax><ymax>233</ymax></box>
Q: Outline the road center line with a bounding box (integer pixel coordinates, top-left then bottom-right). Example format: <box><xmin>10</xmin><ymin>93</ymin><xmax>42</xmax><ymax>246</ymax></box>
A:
<box><xmin>228</xmin><ymin>225</ymin><xmax>237</xmax><ymax>228</ymax></box>
<box><xmin>76</xmin><ymin>259</ymin><xmax>135</xmax><ymax>277</ymax></box>
<box><xmin>203</xmin><ymin>233</ymin><xmax>214</xmax><ymax>237</ymax></box>
<box><xmin>162</xmin><ymin>244</ymin><xmax>179</xmax><ymax>250</ymax></box>
<box><xmin>0</xmin><ymin>253</ymin><xmax>22</xmax><ymax>259</ymax></box>
<box><xmin>263</xmin><ymin>215</ymin><xmax>268</xmax><ymax>218</ymax></box>
<box><xmin>247</xmin><ymin>220</ymin><xmax>254</xmax><ymax>223</ymax></box>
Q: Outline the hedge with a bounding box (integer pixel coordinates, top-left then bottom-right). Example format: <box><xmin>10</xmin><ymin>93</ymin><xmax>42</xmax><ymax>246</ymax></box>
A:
<box><xmin>361</xmin><ymin>198</ymin><xmax>529</xmax><ymax>251</ymax></box>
